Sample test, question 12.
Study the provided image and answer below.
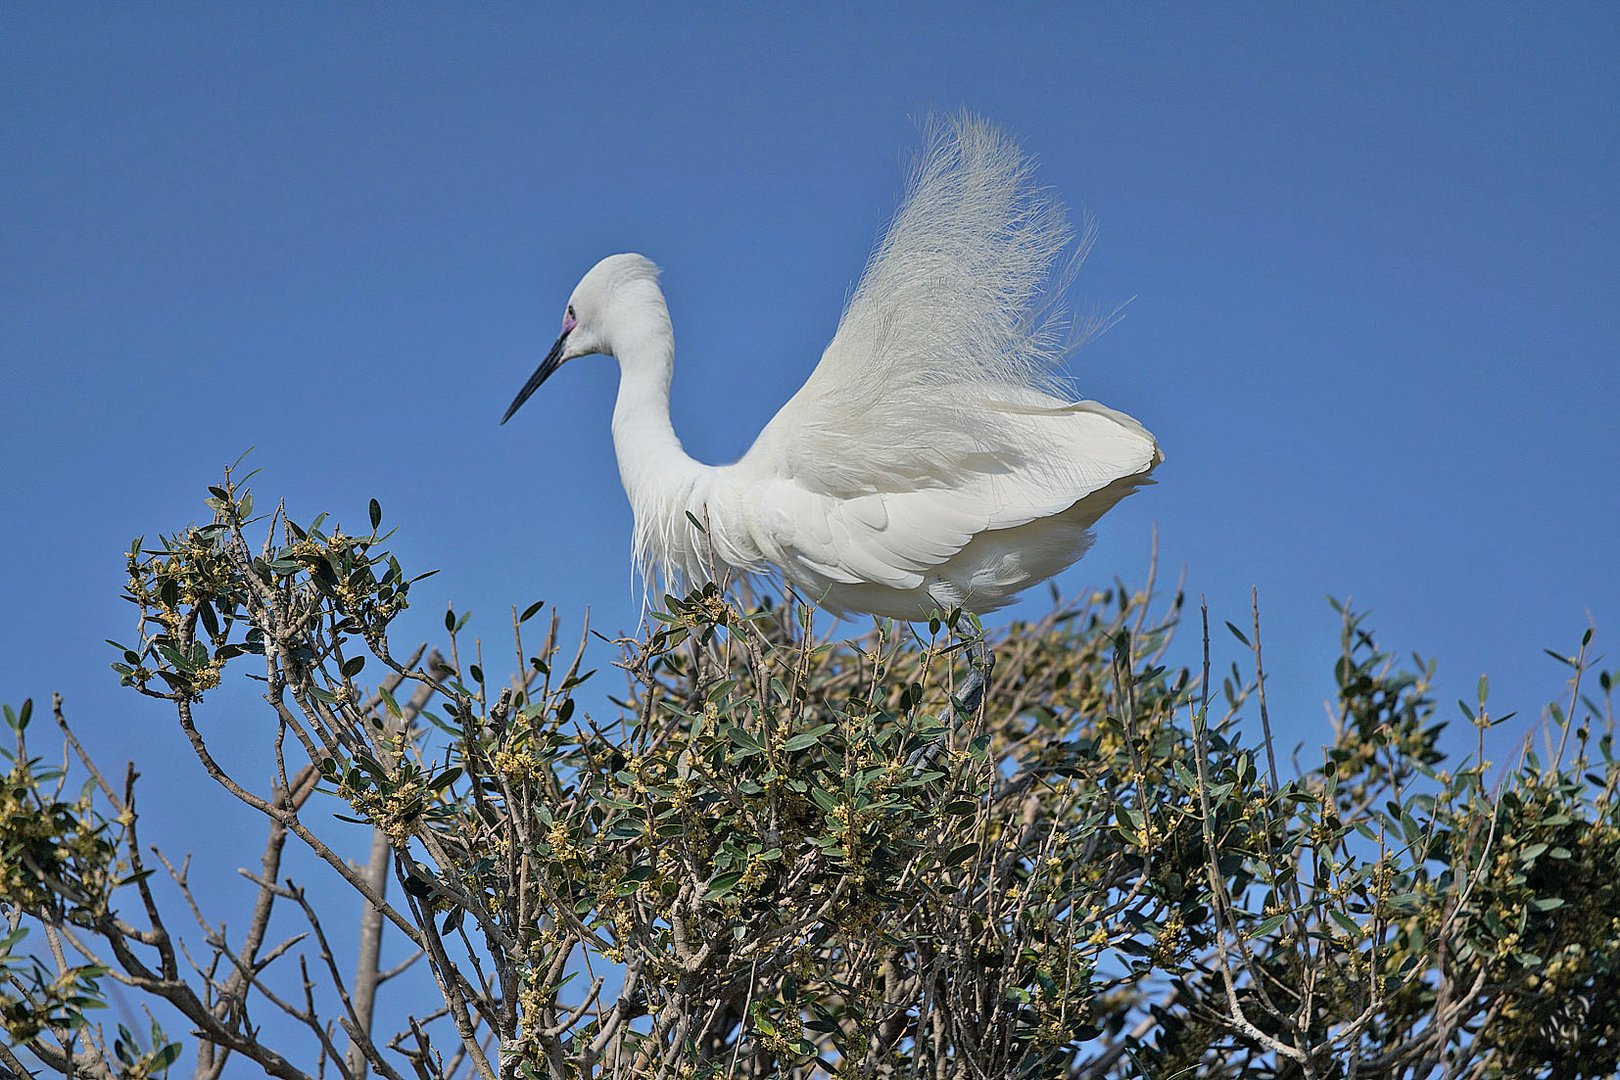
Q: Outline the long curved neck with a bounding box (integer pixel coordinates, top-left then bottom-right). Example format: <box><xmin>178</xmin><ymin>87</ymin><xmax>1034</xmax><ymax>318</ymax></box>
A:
<box><xmin>609</xmin><ymin>319</ymin><xmax>705</xmax><ymax>495</ymax></box>
<box><xmin>612</xmin><ymin>320</ymin><xmax>696</xmax><ymax>472</ymax></box>
<box><xmin>608</xmin><ymin>316</ymin><xmax>722</xmax><ymax>591</ymax></box>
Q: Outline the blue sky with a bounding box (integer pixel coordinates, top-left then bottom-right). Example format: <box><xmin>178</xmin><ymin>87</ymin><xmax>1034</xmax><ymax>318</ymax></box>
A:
<box><xmin>3</xmin><ymin>3</ymin><xmax>1617</xmax><ymax>1063</ymax></box>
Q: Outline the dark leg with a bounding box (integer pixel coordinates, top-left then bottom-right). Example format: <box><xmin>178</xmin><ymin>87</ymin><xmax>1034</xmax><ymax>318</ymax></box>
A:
<box><xmin>952</xmin><ymin>635</ymin><xmax>994</xmax><ymax>717</ymax></box>
<box><xmin>907</xmin><ymin>626</ymin><xmax>994</xmax><ymax>772</ymax></box>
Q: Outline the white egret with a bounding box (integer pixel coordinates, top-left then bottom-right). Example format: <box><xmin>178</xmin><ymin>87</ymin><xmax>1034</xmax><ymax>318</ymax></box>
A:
<box><xmin>502</xmin><ymin>115</ymin><xmax>1161</xmax><ymax>713</ymax></box>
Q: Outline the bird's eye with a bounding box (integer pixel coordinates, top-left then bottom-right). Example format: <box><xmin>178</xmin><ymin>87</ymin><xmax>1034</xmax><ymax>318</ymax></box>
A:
<box><xmin>562</xmin><ymin>304</ymin><xmax>577</xmax><ymax>334</ymax></box>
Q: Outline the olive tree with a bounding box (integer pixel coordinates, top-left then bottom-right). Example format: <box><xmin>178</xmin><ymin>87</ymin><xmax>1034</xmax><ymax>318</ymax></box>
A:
<box><xmin>2</xmin><ymin>471</ymin><xmax>1615</xmax><ymax>1078</ymax></box>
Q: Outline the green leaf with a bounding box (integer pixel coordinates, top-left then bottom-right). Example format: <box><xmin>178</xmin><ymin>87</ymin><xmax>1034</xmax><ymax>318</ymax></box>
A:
<box><xmin>704</xmin><ymin>871</ymin><xmax>743</xmax><ymax>900</ymax></box>
<box><xmin>1248</xmin><ymin>913</ymin><xmax>1288</xmax><ymax>938</ymax></box>
<box><xmin>1225</xmin><ymin>621</ymin><xmax>1251</xmax><ymax>647</ymax></box>
<box><xmin>520</xmin><ymin>599</ymin><xmax>545</xmax><ymax>623</ymax></box>
<box><xmin>341</xmin><ymin>655</ymin><xmax>366</xmax><ymax>679</ymax></box>
<box><xmin>198</xmin><ymin>600</ymin><xmax>220</xmax><ymax>639</ymax></box>
<box><xmin>1329</xmin><ymin>909</ymin><xmax>1362</xmax><ymax>937</ymax></box>
<box><xmin>369</xmin><ymin>498</ymin><xmax>382</xmax><ymax>531</ymax></box>
<box><xmin>560</xmin><ymin>669</ymin><xmax>596</xmax><ymax>691</ymax></box>
<box><xmin>1519</xmin><ymin>842</ymin><xmax>1549</xmax><ymax>862</ymax></box>
<box><xmin>727</xmin><ymin>726</ymin><xmax>764</xmax><ymax>752</ymax></box>
<box><xmin>782</xmin><ymin>724</ymin><xmax>835</xmax><ymax>752</ymax></box>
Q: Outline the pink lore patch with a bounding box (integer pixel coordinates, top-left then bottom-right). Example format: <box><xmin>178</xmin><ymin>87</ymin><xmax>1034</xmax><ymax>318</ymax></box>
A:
<box><xmin>561</xmin><ymin>310</ymin><xmax>577</xmax><ymax>334</ymax></box>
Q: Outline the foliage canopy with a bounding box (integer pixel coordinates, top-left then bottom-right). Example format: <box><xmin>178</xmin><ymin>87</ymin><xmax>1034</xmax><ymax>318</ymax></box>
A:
<box><xmin>2</xmin><ymin>472</ymin><xmax>1617</xmax><ymax>1079</ymax></box>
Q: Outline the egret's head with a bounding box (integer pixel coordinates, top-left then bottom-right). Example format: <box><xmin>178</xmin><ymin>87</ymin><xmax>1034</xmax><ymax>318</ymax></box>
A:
<box><xmin>501</xmin><ymin>253</ymin><xmax>666</xmax><ymax>425</ymax></box>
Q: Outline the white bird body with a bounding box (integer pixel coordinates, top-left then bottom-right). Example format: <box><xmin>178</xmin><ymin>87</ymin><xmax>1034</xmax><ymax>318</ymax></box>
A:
<box><xmin>504</xmin><ymin>116</ymin><xmax>1162</xmax><ymax>620</ymax></box>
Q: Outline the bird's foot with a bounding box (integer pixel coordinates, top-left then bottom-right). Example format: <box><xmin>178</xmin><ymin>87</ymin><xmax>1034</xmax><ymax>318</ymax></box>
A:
<box><xmin>905</xmin><ymin>737</ymin><xmax>944</xmax><ymax>773</ymax></box>
<box><xmin>906</xmin><ymin>639</ymin><xmax>994</xmax><ymax>773</ymax></box>
<box><xmin>954</xmin><ymin>639</ymin><xmax>994</xmax><ymax>716</ymax></box>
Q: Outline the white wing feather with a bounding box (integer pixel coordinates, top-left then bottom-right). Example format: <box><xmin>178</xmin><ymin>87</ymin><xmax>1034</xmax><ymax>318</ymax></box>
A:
<box><xmin>715</xmin><ymin>114</ymin><xmax>1159</xmax><ymax>599</ymax></box>
<box><xmin>746</xmin><ymin>113</ymin><xmax>1078</xmax><ymax>495</ymax></box>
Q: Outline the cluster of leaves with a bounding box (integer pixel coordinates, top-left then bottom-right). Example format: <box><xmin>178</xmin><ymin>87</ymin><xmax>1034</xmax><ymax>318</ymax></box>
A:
<box><xmin>110</xmin><ymin>473</ymin><xmax>423</xmax><ymax>706</ymax></box>
<box><xmin>1</xmin><ymin>701</ymin><xmax>121</xmax><ymax>918</ymax></box>
<box><xmin>0</xmin><ymin>699</ymin><xmax>181</xmax><ymax>1074</ymax></box>
<box><xmin>2</xmin><ymin>472</ymin><xmax>1617</xmax><ymax>1080</ymax></box>
<box><xmin>0</xmin><ymin>922</ymin><xmax>107</xmax><ymax>1049</ymax></box>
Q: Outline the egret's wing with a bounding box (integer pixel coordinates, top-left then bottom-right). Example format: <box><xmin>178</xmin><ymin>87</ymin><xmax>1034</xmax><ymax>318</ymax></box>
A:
<box><xmin>746</xmin><ymin>113</ymin><xmax>1083</xmax><ymax>497</ymax></box>
<box><xmin>727</xmin><ymin>395</ymin><xmax>1159</xmax><ymax>592</ymax></box>
<box><xmin>728</xmin><ymin>114</ymin><xmax>1158</xmax><ymax>588</ymax></box>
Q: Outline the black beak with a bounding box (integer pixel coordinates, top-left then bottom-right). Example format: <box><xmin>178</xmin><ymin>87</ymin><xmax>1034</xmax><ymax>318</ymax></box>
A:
<box><xmin>500</xmin><ymin>329</ymin><xmax>570</xmax><ymax>425</ymax></box>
